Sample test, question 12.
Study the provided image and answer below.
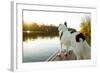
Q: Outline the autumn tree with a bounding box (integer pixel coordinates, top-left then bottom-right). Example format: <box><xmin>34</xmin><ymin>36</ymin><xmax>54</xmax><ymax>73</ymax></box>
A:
<box><xmin>80</xmin><ymin>16</ymin><xmax>91</xmax><ymax>45</ymax></box>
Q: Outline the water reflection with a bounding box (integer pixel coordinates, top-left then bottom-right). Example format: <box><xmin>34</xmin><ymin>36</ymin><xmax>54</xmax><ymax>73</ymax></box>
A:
<box><xmin>23</xmin><ymin>31</ymin><xmax>59</xmax><ymax>41</ymax></box>
<box><xmin>23</xmin><ymin>31</ymin><xmax>60</xmax><ymax>62</ymax></box>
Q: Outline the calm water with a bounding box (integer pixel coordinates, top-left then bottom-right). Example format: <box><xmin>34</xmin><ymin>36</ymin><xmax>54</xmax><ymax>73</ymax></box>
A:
<box><xmin>23</xmin><ymin>37</ymin><xmax>60</xmax><ymax>62</ymax></box>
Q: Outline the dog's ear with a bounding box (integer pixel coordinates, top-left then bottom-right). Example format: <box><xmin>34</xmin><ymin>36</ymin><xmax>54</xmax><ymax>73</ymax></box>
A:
<box><xmin>58</xmin><ymin>24</ymin><xmax>62</xmax><ymax>31</ymax></box>
<box><xmin>64</xmin><ymin>21</ymin><xmax>67</xmax><ymax>27</ymax></box>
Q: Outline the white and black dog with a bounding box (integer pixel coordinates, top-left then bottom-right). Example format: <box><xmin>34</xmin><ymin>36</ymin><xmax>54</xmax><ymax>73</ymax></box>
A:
<box><xmin>58</xmin><ymin>21</ymin><xmax>91</xmax><ymax>60</ymax></box>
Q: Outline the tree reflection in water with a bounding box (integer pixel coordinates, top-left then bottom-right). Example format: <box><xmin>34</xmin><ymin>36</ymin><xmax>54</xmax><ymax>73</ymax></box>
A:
<box><xmin>23</xmin><ymin>31</ymin><xmax>59</xmax><ymax>42</ymax></box>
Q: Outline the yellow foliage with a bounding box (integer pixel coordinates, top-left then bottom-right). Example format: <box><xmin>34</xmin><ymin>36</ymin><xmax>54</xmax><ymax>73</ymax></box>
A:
<box><xmin>80</xmin><ymin>17</ymin><xmax>91</xmax><ymax>45</ymax></box>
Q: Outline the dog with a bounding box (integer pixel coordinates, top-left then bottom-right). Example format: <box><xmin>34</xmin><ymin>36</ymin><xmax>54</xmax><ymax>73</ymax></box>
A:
<box><xmin>58</xmin><ymin>21</ymin><xmax>91</xmax><ymax>60</ymax></box>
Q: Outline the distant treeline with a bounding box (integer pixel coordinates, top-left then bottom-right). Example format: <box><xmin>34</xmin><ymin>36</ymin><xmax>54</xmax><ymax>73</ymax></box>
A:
<box><xmin>23</xmin><ymin>22</ymin><xmax>58</xmax><ymax>33</ymax></box>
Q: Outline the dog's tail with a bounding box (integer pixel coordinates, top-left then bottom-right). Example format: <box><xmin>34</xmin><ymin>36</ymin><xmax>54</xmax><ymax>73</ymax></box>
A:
<box><xmin>83</xmin><ymin>40</ymin><xmax>91</xmax><ymax>59</ymax></box>
<box><xmin>83</xmin><ymin>40</ymin><xmax>90</xmax><ymax>49</ymax></box>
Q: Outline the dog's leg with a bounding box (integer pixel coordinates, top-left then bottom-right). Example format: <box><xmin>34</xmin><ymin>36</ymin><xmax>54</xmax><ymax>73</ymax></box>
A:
<box><xmin>76</xmin><ymin>54</ymin><xmax>81</xmax><ymax>60</ymax></box>
<box><xmin>58</xmin><ymin>43</ymin><xmax>62</xmax><ymax>56</ymax></box>
<box><xmin>73</xmin><ymin>50</ymin><xmax>81</xmax><ymax>60</ymax></box>
<box><xmin>64</xmin><ymin>46</ymin><xmax>69</xmax><ymax>56</ymax></box>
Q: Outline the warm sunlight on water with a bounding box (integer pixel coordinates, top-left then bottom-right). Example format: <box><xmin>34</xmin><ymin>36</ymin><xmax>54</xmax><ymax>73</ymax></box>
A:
<box><xmin>26</xmin><ymin>30</ymin><xmax>30</xmax><ymax>33</ymax></box>
<box><xmin>23</xmin><ymin>37</ymin><xmax>60</xmax><ymax>62</ymax></box>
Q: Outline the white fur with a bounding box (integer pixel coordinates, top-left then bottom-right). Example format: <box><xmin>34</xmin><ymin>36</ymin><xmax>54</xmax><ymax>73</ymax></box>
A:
<box><xmin>58</xmin><ymin>24</ymin><xmax>91</xmax><ymax>60</ymax></box>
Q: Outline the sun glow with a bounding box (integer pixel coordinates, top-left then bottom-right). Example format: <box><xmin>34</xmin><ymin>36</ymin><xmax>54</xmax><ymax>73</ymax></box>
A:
<box><xmin>27</xmin><ymin>30</ymin><xmax>30</xmax><ymax>33</ymax></box>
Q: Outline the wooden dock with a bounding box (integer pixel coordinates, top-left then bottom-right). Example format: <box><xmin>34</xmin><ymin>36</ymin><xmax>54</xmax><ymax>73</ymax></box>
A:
<box><xmin>47</xmin><ymin>50</ymin><xmax>77</xmax><ymax>61</ymax></box>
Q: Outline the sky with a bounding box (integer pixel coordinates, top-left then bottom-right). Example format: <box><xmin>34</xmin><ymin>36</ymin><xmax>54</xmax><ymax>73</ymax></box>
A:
<box><xmin>23</xmin><ymin>10</ymin><xmax>91</xmax><ymax>31</ymax></box>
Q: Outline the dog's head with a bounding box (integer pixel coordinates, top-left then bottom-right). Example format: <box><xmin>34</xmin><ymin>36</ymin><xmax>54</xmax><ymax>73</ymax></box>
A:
<box><xmin>58</xmin><ymin>21</ymin><xmax>67</xmax><ymax>32</ymax></box>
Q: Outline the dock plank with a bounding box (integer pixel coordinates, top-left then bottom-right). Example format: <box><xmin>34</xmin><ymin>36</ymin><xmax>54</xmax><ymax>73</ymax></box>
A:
<box><xmin>48</xmin><ymin>50</ymin><xmax>77</xmax><ymax>61</ymax></box>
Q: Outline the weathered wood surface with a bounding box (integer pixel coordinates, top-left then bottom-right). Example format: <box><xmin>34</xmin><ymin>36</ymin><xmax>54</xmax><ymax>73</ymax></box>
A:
<box><xmin>48</xmin><ymin>50</ymin><xmax>77</xmax><ymax>61</ymax></box>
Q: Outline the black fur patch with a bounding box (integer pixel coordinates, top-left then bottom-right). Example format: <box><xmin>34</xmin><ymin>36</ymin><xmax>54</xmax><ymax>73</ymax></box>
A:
<box><xmin>60</xmin><ymin>32</ymin><xmax>63</xmax><ymax>40</ymax></box>
<box><xmin>70</xmin><ymin>31</ymin><xmax>76</xmax><ymax>34</ymax></box>
<box><xmin>68</xmin><ymin>28</ymin><xmax>76</xmax><ymax>34</ymax></box>
<box><xmin>75</xmin><ymin>33</ymin><xmax>85</xmax><ymax>42</ymax></box>
<box><xmin>64</xmin><ymin>22</ymin><xmax>67</xmax><ymax>27</ymax></box>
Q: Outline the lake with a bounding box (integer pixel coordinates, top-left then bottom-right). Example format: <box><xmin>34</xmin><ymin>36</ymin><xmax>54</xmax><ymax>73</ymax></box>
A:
<box><xmin>23</xmin><ymin>35</ymin><xmax>60</xmax><ymax>62</ymax></box>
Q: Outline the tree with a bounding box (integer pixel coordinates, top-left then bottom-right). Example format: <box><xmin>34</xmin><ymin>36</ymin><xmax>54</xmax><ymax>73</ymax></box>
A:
<box><xmin>80</xmin><ymin>16</ymin><xmax>91</xmax><ymax>45</ymax></box>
